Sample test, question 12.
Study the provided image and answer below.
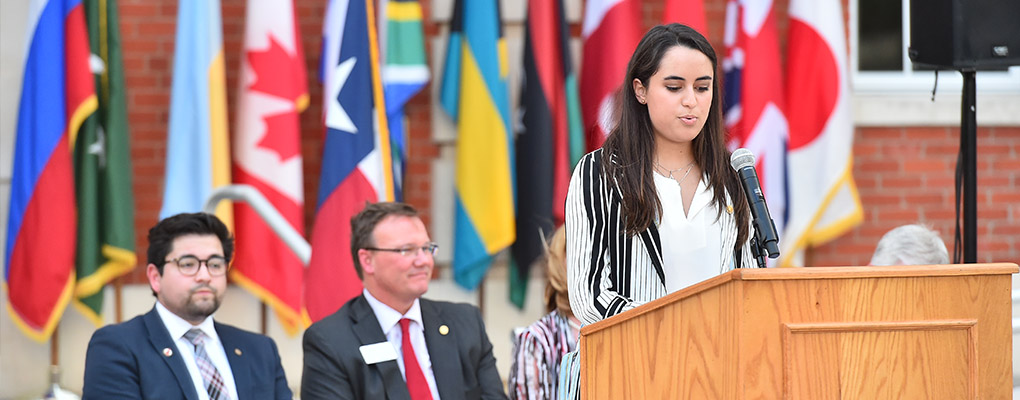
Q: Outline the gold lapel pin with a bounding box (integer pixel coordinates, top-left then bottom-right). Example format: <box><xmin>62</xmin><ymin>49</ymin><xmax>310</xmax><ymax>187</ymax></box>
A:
<box><xmin>439</xmin><ymin>325</ymin><xmax>449</xmax><ymax>336</ymax></box>
<box><xmin>234</xmin><ymin>348</ymin><xmax>242</xmax><ymax>356</ymax></box>
<box><xmin>163</xmin><ymin>348</ymin><xmax>173</xmax><ymax>357</ymax></box>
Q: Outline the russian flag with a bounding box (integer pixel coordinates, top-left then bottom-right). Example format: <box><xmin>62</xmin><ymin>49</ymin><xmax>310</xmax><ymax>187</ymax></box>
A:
<box><xmin>5</xmin><ymin>0</ymin><xmax>96</xmax><ymax>342</ymax></box>
<box><xmin>305</xmin><ymin>0</ymin><xmax>394</xmax><ymax>322</ymax></box>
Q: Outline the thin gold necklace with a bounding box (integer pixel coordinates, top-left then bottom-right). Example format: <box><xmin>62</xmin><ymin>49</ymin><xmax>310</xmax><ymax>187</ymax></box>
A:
<box><xmin>655</xmin><ymin>160</ymin><xmax>696</xmax><ymax>187</ymax></box>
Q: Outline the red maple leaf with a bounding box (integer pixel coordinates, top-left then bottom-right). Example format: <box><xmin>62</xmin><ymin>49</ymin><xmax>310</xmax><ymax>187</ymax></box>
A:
<box><xmin>257</xmin><ymin>111</ymin><xmax>301</xmax><ymax>161</ymax></box>
<box><xmin>246</xmin><ymin>34</ymin><xmax>305</xmax><ymax>103</ymax></box>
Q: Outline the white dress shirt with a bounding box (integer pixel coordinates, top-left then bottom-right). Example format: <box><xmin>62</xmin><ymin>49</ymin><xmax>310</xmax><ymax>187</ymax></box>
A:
<box><xmin>155</xmin><ymin>302</ymin><xmax>239</xmax><ymax>400</ymax></box>
<box><xmin>363</xmin><ymin>289</ymin><xmax>441</xmax><ymax>400</ymax></box>
<box><xmin>654</xmin><ymin>173</ymin><xmax>725</xmax><ymax>293</ymax></box>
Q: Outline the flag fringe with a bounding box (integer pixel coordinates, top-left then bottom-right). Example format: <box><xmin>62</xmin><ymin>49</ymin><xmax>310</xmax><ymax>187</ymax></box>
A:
<box><xmin>72</xmin><ymin>297</ymin><xmax>105</xmax><ymax>327</ymax></box>
<box><xmin>228</xmin><ymin>269</ymin><xmax>306</xmax><ymax>336</ymax></box>
<box><xmin>779</xmin><ymin>157</ymin><xmax>864</xmax><ymax>268</ymax></box>
<box><xmin>73</xmin><ymin>244</ymin><xmax>136</xmax><ymax>298</ymax></box>
<box><xmin>4</xmin><ymin>275</ymin><xmax>76</xmax><ymax>343</ymax></box>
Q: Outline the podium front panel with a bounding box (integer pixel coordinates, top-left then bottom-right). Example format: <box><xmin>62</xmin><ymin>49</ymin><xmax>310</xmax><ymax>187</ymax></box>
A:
<box><xmin>739</xmin><ymin>268</ymin><xmax>1012</xmax><ymax>399</ymax></box>
<box><xmin>578</xmin><ymin>264</ymin><xmax>1017</xmax><ymax>400</ymax></box>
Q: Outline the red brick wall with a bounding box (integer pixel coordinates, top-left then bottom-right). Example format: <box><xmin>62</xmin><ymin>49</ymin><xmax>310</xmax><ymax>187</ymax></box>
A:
<box><xmin>813</xmin><ymin>126</ymin><xmax>1020</xmax><ymax>266</ymax></box>
<box><xmin>117</xmin><ymin>0</ymin><xmax>1018</xmax><ymax>283</ymax></box>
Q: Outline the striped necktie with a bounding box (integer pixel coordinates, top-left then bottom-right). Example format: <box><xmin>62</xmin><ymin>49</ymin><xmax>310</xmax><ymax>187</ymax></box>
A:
<box><xmin>183</xmin><ymin>329</ymin><xmax>230</xmax><ymax>400</ymax></box>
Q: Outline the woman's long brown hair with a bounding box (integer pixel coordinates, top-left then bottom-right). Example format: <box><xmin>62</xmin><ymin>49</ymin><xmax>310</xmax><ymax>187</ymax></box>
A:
<box><xmin>600</xmin><ymin>23</ymin><xmax>749</xmax><ymax>254</ymax></box>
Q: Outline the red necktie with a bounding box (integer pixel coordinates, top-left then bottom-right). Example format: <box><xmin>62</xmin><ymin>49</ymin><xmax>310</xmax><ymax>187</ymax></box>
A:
<box><xmin>399</xmin><ymin>318</ymin><xmax>434</xmax><ymax>400</ymax></box>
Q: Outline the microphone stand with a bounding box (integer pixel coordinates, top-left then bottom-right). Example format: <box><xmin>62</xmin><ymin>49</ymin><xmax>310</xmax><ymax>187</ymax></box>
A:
<box><xmin>750</xmin><ymin>227</ymin><xmax>768</xmax><ymax>269</ymax></box>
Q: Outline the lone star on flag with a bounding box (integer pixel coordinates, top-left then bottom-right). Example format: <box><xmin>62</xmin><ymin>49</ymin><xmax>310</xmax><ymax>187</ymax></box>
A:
<box><xmin>327</xmin><ymin>57</ymin><xmax>357</xmax><ymax>133</ymax></box>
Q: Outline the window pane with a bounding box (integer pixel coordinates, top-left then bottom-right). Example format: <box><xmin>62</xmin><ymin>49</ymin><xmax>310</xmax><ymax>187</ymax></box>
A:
<box><xmin>858</xmin><ymin>0</ymin><xmax>902</xmax><ymax>71</ymax></box>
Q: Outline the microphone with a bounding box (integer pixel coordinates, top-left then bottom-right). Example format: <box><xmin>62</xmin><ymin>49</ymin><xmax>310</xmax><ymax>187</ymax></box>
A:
<box><xmin>730</xmin><ymin>149</ymin><xmax>780</xmax><ymax>261</ymax></box>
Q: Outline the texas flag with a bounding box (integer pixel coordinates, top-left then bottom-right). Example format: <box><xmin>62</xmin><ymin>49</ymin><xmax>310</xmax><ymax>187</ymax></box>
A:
<box><xmin>5</xmin><ymin>0</ymin><xmax>96</xmax><ymax>342</ymax></box>
<box><xmin>232</xmin><ymin>0</ymin><xmax>308</xmax><ymax>334</ymax></box>
<box><xmin>579</xmin><ymin>0</ymin><xmax>641</xmax><ymax>150</ymax></box>
<box><xmin>723</xmin><ymin>0</ymin><xmax>789</xmax><ymax>255</ymax></box>
<box><xmin>305</xmin><ymin>0</ymin><xmax>394</xmax><ymax>322</ymax></box>
<box><xmin>782</xmin><ymin>0</ymin><xmax>863</xmax><ymax>267</ymax></box>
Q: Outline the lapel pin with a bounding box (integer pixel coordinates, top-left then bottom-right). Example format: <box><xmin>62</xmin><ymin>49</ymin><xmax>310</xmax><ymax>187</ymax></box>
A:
<box><xmin>163</xmin><ymin>348</ymin><xmax>173</xmax><ymax>357</ymax></box>
<box><xmin>726</xmin><ymin>205</ymin><xmax>733</xmax><ymax>214</ymax></box>
<box><xmin>234</xmin><ymin>348</ymin><xmax>242</xmax><ymax>356</ymax></box>
<box><xmin>439</xmin><ymin>325</ymin><xmax>449</xmax><ymax>336</ymax></box>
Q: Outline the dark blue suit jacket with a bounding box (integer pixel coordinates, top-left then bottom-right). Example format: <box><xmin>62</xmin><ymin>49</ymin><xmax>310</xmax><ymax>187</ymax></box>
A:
<box><xmin>82</xmin><ymin>306</ymin><xmax>291</xmax><ymax>399</ymax></box>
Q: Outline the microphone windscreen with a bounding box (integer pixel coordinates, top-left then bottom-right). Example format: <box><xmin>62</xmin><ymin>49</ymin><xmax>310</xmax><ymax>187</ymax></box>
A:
<box><xmin>730</xmin><ymin>148</ymin><xmax>755</xmax><ymax>171</ymax></box>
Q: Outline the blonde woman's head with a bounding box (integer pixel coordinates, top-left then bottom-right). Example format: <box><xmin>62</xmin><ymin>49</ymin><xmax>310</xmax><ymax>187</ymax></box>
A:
<box><xmin>544</xmin><ymin>227</ymin><xmax>572</xmax><ymax>318</ymax></box>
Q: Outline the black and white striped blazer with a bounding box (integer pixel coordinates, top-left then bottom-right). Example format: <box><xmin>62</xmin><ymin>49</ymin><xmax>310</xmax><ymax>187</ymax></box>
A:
<box><xmin>565</xmin><ymin>149</ymin><xmax>755</xmax><ymax>325</ymax></box>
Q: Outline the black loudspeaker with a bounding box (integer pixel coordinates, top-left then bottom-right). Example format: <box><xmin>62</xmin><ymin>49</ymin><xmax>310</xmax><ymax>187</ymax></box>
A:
<box><xmin>908</xmin><ymin>0</ymin><xmax>1020</xmax><ymax>69</ymax></box>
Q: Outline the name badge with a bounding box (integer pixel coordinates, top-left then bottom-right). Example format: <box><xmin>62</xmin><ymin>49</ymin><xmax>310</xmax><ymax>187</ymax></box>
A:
<box><xmin>359</xmin><ymin>342</ymin><xmax>398</xmax><ymax>365</ymax></box>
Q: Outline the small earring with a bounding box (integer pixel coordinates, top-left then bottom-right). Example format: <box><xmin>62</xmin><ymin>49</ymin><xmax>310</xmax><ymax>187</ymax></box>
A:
<box><xmin>638</xmin><ymin>98</ymin><xmax>646</xmax><ymax>104</ymax></box>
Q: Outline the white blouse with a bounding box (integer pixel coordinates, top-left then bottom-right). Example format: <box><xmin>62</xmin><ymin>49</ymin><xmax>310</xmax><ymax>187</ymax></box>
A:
<box><xmin>653</xmin><ymin>172</ymin><xmax>725</xmax><ymax>293</ymax></box>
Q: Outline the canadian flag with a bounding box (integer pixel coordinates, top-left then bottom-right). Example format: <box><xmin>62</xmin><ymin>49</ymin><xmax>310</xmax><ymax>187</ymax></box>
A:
<box><xmin>782</xmin><ymin>0</ymin><xmax>862</xmax><ymax>267</ymax></box>
<box><xmin>580</xmin><ymin>0</ymin><xmax>641</xmax><ymax>151</ymax></box>
<box><xmin>232</xmin><ymin>0</ymin><xmax>308</xmax><ymax>334</ymax></box>
<box><xmin>723</xmin><ymin>0</ymin><xmax>789</xmax><ymax>260</ymax></box>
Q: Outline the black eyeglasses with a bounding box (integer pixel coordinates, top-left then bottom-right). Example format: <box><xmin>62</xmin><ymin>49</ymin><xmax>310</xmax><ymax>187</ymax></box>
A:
<box><xmin>164</xmin><ymin>255</ymin><xmax>229</xmax><ymax>276</ymax></box>
<box><xmin>363</xmin><ymin>242</ymin><xmax>439</xmax><ymax>258</ymax></box>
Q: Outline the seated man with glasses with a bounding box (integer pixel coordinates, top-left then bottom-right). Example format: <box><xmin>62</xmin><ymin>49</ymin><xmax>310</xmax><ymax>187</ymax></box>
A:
<box><xmin>83</xmin><ymin>212</ymin><xmax>292</xmax><ymax>399</ymax></box>
<box><xmin>302</xmin><ymin>202</ymin><xmax>507</xmax><ymax>400</ymax></box>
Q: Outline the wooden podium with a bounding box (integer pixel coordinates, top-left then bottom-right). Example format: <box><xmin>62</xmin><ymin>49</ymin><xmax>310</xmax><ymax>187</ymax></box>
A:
<box><xmin>577</xmin><ymin>263</ymin><xmax>1018</xmax><ymax>399</ymax></box>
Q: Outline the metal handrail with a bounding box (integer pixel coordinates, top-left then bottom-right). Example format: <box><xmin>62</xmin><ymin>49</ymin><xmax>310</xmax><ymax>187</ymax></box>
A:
<box><xmin>203</xmin><ymin>184</ymin><xmax>310</xmax><ymax>266</ymax></box>
<box><xmin>1014</xmin><ymin>292</ymin><xmax>1020</xmax><ymax>334</ymax></box>
<box><xmin>1014</xmin><ymin>291</ymin><xmax>1019</xmax><ymax>389</ymax></box>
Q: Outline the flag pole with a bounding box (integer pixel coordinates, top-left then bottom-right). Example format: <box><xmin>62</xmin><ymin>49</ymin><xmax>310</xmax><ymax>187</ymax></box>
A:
<box><xmin>44</xmin><ymin>325</ymin><xmax>65</xmax><ymax>398</ymax></box>
<box><xmin>114</xmin><ymin>277</ymin><xmax>123</xmax><ymax>323</ymax></box>
<box><xmin>261</xmin><ymin>302</ymin><xmax>268</xmax><ymax>335</ymax></box>
<box><xmin>50</xmin><ymin>325</ymin><xmax>59</xmax><ymax>368</ymax></box>
<box><xmin>477</xmin><ymin>276</ymin><xmax>486</xmax><ymax>316</ymax></box>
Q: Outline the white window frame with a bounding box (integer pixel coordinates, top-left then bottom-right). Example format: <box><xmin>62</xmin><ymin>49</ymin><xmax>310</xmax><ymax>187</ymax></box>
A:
<box><xmin>848</xmin><ymin>0</ymin><xmax>1020</xmax><ymax>126</ymax></box>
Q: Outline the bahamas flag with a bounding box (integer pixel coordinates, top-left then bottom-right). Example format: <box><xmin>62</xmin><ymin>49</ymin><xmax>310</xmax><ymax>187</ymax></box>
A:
<box><xmin>160</xmin><ymin>0</ymin><xmax>232</xmax><ymax>223</ymax></box>
<box><xmin>305</xmin><ymin>0</ymin><xmax>394</xmax><ymax>322</ymax></box>
<box><xmin>440</xmin><ymin>0</ymin><xmax>515</xmax><ymax>290</ymax></box>
<box><xmin>5</xmin><ymin>0</ymin><xmax>96</xmax><ymax>342</ymax></box>
<box><xmin>379</xmin><ymin>0</ymin><xmax>429</xmax><ymax>200</ymax></box>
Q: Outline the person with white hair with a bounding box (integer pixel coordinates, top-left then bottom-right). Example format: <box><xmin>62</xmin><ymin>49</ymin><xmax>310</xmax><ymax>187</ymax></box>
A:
<box><xmin>869</xmin><ymin>224</ymin><xmax>950</xmax><ymax>266</ymax></box>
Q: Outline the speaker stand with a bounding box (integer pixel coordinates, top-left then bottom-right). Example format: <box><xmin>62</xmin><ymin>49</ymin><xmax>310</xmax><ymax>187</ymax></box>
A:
<box><xmin>959</xmin><ymin>69</ymin><xmax>977</xmax><ymax>263</ymax></box>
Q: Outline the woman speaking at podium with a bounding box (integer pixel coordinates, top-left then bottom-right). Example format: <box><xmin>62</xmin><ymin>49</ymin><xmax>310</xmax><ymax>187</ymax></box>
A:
<box><xmin>565</xmin><ymin>23</ymin><xmax>757</xmax><ymax>326</ymax></box>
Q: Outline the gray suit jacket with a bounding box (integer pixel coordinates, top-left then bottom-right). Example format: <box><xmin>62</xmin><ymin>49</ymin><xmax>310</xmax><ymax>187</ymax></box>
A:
<box><xmin>301</xmin><ymin>295</ymin><xmax>507</xmax><ymax>400</ymax></box>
